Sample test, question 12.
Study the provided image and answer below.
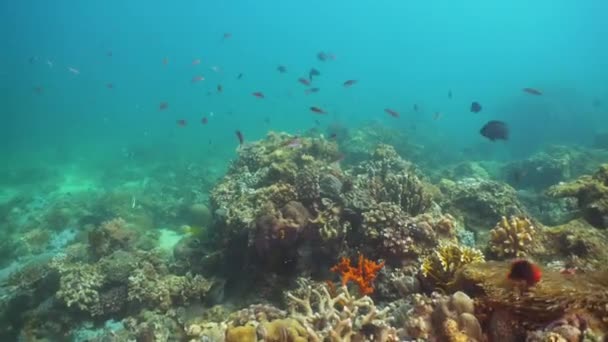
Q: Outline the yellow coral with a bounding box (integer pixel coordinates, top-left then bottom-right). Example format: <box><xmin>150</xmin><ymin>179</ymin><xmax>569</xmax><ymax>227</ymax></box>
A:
<box><xmin>488</xmin><ymin>216</ymin><xmax>535</xmax><ymax>259</ymax></box>
<box><xmin>421</xmin><ymin>242</ymin><xmax>485</xmax><ymax>292</ymax></box>
<box><xmin>259</xmin><ymin>318</ymin><xmax>308</xmax><ymax>342</ymax></box>
<box><xmin>443</xmin><ymin>319</ymin><xmax>469</xmax><ymax>342</ymax></box>
<box><xmin>225</xmin><ymin>325</ymin><xmax>256</xmax><ymax>342</ymax></box>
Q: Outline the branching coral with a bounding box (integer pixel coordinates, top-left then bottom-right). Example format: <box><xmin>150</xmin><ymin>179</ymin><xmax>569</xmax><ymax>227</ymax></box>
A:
<box><xmin>330</xmin><ymin>255</ymin><xmax>384</xmax><ymax>295</ymax></box>
<box><xmin>285</xmin><ymin>282</ymin><xmax>397</xmax><ymax>341</ymax></box>
<box><xmin>420</xmin><ymin>242</ymin><xmax>485</xmax><ymax>292</ymax></box>
<box><xmin>487</xmin><ymin>216</ymin><xmax>535</xmax><ymax>259</ymax></box>
<box><xmin>547</xmin><ymin>164</ymin><xmax>608</xmax><ymax>228</ymax></box>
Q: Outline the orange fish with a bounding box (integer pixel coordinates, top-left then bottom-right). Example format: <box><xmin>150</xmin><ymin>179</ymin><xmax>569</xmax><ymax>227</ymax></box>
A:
<box><xmin>384</xmin><ymin>108</ymin><xmax>399</xmax><ymax>118</ymax></box>
<box><xmin>252</xmin><ymin>92</ymin><xmax>264</xmax><ymax>99</ymax></box>
<box><xmin>310</xmin><ymin>106</ymin><xmax>326</xmax><ymax>114</ymax></box>
<box><xmin>507</xmin><ymin>259</ymin><xmax>542</xmax><ymax>286</ymax></box>
<box><xmin>523</xmin><ymin>87</ymin><xmax>542</xmax><ymax>95</ymax></box>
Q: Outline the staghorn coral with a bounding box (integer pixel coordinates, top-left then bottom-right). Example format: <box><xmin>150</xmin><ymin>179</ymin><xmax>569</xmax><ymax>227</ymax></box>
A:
<box><xmin>487</xmin><ymin>216</ymin><xmax>536</xmax><ymax>259</ymax></box>
<box><xmin>285</xmin><ymin>283</ymin><xmax>397</xmax><ymax>341</ymax></box>
<box><xmin>420</xmin><ymin>242</ymin><xmax>485</xmax><ymax>292</ymax></box>
<box><xmin>330</xmin><ymin>255</ymin><xmax>385</xmax><ymax>295</ymax></box>
<box><xmin>547</xmin><ymin>164</ymin><xmax>608</xmax><ymax>229</ymax></box>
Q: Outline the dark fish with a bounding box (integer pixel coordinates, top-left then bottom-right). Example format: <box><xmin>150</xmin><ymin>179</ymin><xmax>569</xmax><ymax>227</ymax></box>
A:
<box><xmin>106</xmin><ymin>50</ymin><xmax>113</xmax><ymax>57</ymax></box>
<box><xmin>343</xmin><ymin>80</ymin><xmax>357</xmax><ymax>87</ymax></box>
<box><xmin>237</xmin><ymin>73</ymin><xmax>243</xmax><ymax>80</ymax></box>
<box><xmin>252</xmin><ymin>92</ymin><xmax>264</xmax><ymax>98</ymax></box>
<box><xmin>317</xmin><ymin>52</ymin><xmax>328</xmax><ymax>61</ymax></box>
<box><xmin>33</xmin><ymin>86</ymin><xmax>43</xmax><ymax>94</ymax></box>
<box><xmin>235</xmin><ymin>130</ymin><xmax>244</xmax><ymax>145</ymax></box>
<box><xmin>159</xmin><ymin>102</ymin><xmax>168</xmax><ymax>110</ymax></box>
<box><xmin>305</xmin><ymin>87</ymin><xmax>320</xmax><ymax>94</ymax></box>
<box><xmin>162</xmin><ymin>57</ymin><xmax>169</xmax><ymax>65</ymax></box>
<box><xmin>201</xmin><ymin>117</ymin><xmax>208</xmax><ymax>125</ymax></box>
<box><xmin>384</xmin><ymin>108</ymin><xmax>399</xmax><ymax>118</ymax></box>
<box><xmin>470</xmin><ymin>101</ymin><xmax>482</xmax><ymax>113</ymax></box>
<box><xmin>29</xmin><ymin>56</ymin><xmax>38</xmax><ymax>64</ymax></box>
<box><xmin>309</xmin><ymin>68</ymin><xmax>320</xmax><ymax>81</ymax></box>
<box><xmin>480</xmin><ymin>120</ymin><xmax>509</xmax><ymax>141</ymax></box>
<box><xmin>277</xmin><ymin>65</ymin><xmax>287</xmax><ymax>73</ymax></box>
<box><xmin>508</xmin><ymin>259</ymin><xmax>542</xmax><ymax>286</ymax></box>
<box><xmin>264</xmin><ymin>117</ymin><xmax>271</xmax><ymax>124</ymax></box>
<box><xmin>413</xmin><ymin>104</ymin><xmax>419</xmax><ymax>112</ymax></box>
<box><xmin>106</xmin><ymin>83</ymin><xmax>114</xmax><ymax>89</ymax></box>
<box><xmin>329</xmin><ymin>132</ymin><xmax>337</xmax><ymax>139</ymax></box>
<box><xmin>217</xmin><ymin>84</ymin><xmax>223</xmax><ymax>93</ymax></box>
<box><xmin>298</xmin><ymin>78</ymin><xmax>311</xmax><ymax>86</ymax></box>
<box><xmin>448</xmin><ymin>90</ymin><xmax>452</xmax><ymax>99</ymax></box>
<box><xmin>523</xmin><ymin>88</ymin><xmax>542</xmax><ymax>95</ymax></box>
<box><xmin>310</xmin><ymin>106</ymin><xmax>326</xmax><ymax>114</ymax></box>
<box><xmin>176</xmin><ymin>119</ymin><xmax>187</xmax><ymax>126</ymax></box>
<box><xmin>223</xmin><ymin>32</ymin><xmax>232</xmax><ymax>40</ymax></box>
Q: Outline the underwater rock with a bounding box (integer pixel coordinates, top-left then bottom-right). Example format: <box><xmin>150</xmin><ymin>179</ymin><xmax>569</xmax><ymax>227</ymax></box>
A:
<box><xmin>548</xmin><ymin>164</ymin><xmax>608</xmax><ymax>229</ymax></box>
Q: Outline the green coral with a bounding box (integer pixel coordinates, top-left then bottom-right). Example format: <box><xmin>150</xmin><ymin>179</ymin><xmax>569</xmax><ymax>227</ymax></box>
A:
<box><xmin>547</xmin><ymin>164</ymin><xmax>608</xmax><ymax>228</ymax></box>
<box><xmin>420</xmin><ymin>242</ymin><xmax>485</xmax><ymax>292</ymax></box>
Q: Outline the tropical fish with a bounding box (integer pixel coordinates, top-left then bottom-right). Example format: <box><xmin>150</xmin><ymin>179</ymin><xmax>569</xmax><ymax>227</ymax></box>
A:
<box><xmin>507</xmin><ymin>259</ymin><xmax>542</xmax><ymax>286</ymax></box>
<box><xmin>523</xmin><ymin>88</ymin><xmax>542</xmax><ymax>95</ymax></box>
<box><xmin>310</xmin><ymin>106</ymin><xmax>326</xmax><ymax>114</ymax></box>
<box><xmin>434</xmin><ymin>112</ymin><xmax>443</xmax><ymax>120</ymax></box>
<box><xmin>159</xmin><ymin>102</ymin><xmax>168</xmax><ymax>110</ymax></box>
<box><xmin>413</xmin><ymin>104</ymin><xmax>419</xmax><ymax>112</ymax></box>
<box><xmin>235</xmin><ymin>130</ymin><xmax>244</xmax><ymax>145</ymax></box>
<box><xmin>252</xmin><ymin>92</ymin><xmax>264</xmax><ymax>98</ymax></box>
<box><xmin>298</xmin><ymin>78</ymin><xmax>311</xmax><ymax>86</ymax></box>
<box><xmin>192</xmin><ymin>75</ymin><xmax>204</xmax><ymax>83</ymax></box>
<box><xmin>162</xmin><ymin>57</ymin><xmax>169</xmax><ymax>65</ymax></box>
<box><xmin>217</xmin><ymin>84</ymin><xmax>223</xmax><ymax>93</ymax></box>
<box><xmin>106</xmin><ymin>50</ymin><xmax>113</xmax><ymax>57</ymax></box>
<box><xmin>305</xmin><ymin>87</ymin><xmax>320</xmax><ymax>94</ymax></box>
<box><xmin>384</xmin><ymin>108</ymin><xmax>399</xmax><ymax>118</ymax></box>
<box><xmin>67</xmin><ymin>67</ymin><xmax>80</xmax><ymax>75</ymax></box>
<box><xmin>223</xmin><ymin>32</ymin><xmax>232</xmax><ymax>40</ymax></box>
<box><xmin>237</xmin><ymin>73</ymin><xmax>243</xmax><ymax>80</ymax></box>
<box><xmin>480</xmin><ymin>120</ymin><xmax>509</xmax><ymax>141</ymax></box>
<box><xmin>192</xmin><ymin>59</ymin><xmax>201</xmax><ymax>66</ymax></box>
<box><xmin>343</xmin><ymin>80</ymin><xmax>357</xmax><ymax>87</ymax></box>
<box><xmin>470</xmin><ymin>101</ymin><xmax>482</xmax><ymax>113</ymax></box>
<box><xmin>201</xmin><ymin>117</ymin><xmax>208</xmax><ymax>125</ymax></box>
<box><xmin>33</xmin><ymin>86</ymin><xmax>43</xmax><ymax>94</ymax></box>
<box><xmin>317</xmin><ymin>52</ymin><xmax>335</xmax><ymax>61</ymax></box>
<box><xmin>106</xmin><ymin>83</ymin><xmax>114</xmax><ymax>89</ymax></box>
<box><xmin>46</xmin><ymin>59</ymin><xmax>54</xmax><ymax>68</ymax></box>
<box><xmin>176</xmin><ymin>119</ymin><xmax>187</xmax><ymax>126</ymax></box>
<box><xmin>210</xmin><ymin>66</ymin><xmax>221</xmax><ymax>73</ymax></box>
<box><xmin>448</xmin><ymin>90</ymin><xmax>452</xmax><ymax>99</ymax></box>
<box><xmin>277</xmin><ymin>65</ymin><xmax>287</xmax><ymax>73</ymax></box>
<box><xmin>309</xmin><ymin>68</ymin><xmax>320</xmax><ymax>81</ymax></box>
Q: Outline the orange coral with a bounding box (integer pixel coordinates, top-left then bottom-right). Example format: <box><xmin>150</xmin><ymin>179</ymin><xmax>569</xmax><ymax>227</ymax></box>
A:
<box><xmin>330</xmin><ymin>255</ymin><xmax>385</xmax><ymax>295</ymax></box>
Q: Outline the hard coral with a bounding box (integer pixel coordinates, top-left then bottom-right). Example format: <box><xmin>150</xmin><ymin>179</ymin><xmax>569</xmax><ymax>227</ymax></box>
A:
<box><xmin>420</xmin><ymin>242</ymin><xmax>485</xmax><ymax>292</ymax></box>
<box><xmin>548</xmin><ymin>164</ymin><xmax>608</xmax><ymax>228</ymax></box>
<box><xmin>330</xmin><ymin>255</ymin><xmax>384</xmax><ymax>295</ymax></box>
<box><xmin>487</xmin><ymin>216</ymin><xmax>536</xmax><ymax>260</ymax></box>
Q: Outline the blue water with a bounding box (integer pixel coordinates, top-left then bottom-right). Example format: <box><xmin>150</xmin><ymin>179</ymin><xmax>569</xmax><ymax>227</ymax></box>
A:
<box><xmin>2</xmin><ymin>0</ymin><xmax>607</xmax><ymax>167</ymax></box>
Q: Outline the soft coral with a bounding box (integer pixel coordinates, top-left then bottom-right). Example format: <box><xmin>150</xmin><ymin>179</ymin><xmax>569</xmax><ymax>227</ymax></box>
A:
<box><xmin>330</xmin><ymin>255</ymin><xmax>384</xmax><ymax>295</ymax></box>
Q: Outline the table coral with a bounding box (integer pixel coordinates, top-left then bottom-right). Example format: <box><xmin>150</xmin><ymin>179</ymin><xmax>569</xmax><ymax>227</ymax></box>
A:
<box><xmin>487</xmin><ymin>216</ymin><xmax>536</xmax><ymax>259</ymax></box>
<box><xmin>547</xmin><ymin>164</ymin><xmax>608</xmax><ymax>228</ymax></box>
<box><xmin>330</xmin><ymin>255</ymin><xmax>385</xmax><ymax>295</ymax></box>
<box><xmin>420</xmin><ymin>242</ymin><xmax>485</xmax><ymax>292</ymax></box>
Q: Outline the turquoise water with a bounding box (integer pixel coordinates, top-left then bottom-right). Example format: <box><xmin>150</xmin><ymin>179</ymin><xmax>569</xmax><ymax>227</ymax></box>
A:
<box><xmin>2</xmin><ymin>1</ymin><xmax>608</xmax><ymax>340</ymax></box>
<box><xmin>3</xmin><ymin>1</ymin><xmax>607</xmax><ymax>165</ymax></box>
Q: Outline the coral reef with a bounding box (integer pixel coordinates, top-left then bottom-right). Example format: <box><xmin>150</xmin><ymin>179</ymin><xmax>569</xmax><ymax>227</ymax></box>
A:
<box><xmin>486</xmin><ymin>216</ymin><xmax>538</xmax><ymax>260</ymax></box>
<box><xmin>548</xmin><ymin>164</ymin><xmax>608</xmax><ymax>228</ymax></box>
<box><xmin>285</xmin><ymin>281</ymin><xmax>397</xmax><ymax>341</ymax></box>
<box><xmin>439</xmin><ymin>177</ymin><xmax>526</xmax><ymax>232</ymax></box>
<box><xmin>420</xmin><ymin>242</ymin><xmax>485</xmax><ymax>292</ymax></box>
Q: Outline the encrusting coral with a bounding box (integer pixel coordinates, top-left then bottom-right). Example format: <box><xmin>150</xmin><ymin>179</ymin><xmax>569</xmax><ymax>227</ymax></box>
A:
<box><xmin>330</xmin><ymin>255</ymin><xmax>385</xmax><ymax>295</ymax></box>
<box><xmin>487</xmin><ymin>216</ymin><xmax>536</xmax><ymax>259</ymax></box>
<box><xmin>420</xmin><ymin>242</ymin><xmax>485</xmax><ymax>292</ymax></box>
<box><xmin>548</xmin><ymin>164</ymin><xmax>608</xmax><ymax>229</ymax></box>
